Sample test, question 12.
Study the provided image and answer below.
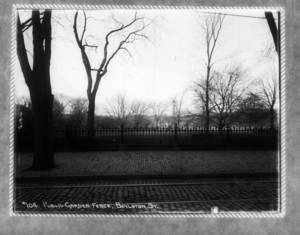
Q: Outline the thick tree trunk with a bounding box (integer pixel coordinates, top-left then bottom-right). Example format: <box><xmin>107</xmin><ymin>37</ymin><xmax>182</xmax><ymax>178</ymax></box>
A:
<box><xmin>87</xmin><ymin>96</ymin><xmax>95</xmax><ymax>131</ymax></box>
<box><xmin>31</xmin><ymin>92</ymin><xmax>54</xmax><ymax>169</ymax></box>
<box><xmin>17</xmin><ymin>11</ymin><xmax>55</xmax><ymax>170</ymax></box>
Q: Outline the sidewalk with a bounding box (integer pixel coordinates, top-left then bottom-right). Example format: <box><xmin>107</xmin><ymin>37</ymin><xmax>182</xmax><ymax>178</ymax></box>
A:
<box><xmin>15</xmin><ymin>151</ymin><xmax>278</xmax><ymax>180</ymax></box>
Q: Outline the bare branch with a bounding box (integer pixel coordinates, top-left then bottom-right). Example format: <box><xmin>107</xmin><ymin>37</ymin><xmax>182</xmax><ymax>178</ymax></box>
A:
<box><xmin>83</xmin><ymin>44</ymin><xmax>98</xmax><ymax>49</ymax></box>
<box><xmin>106</xmin><ymin>94</ymin><xmax>130</xmax><ymax>127</ymax></box>
<box><xmin>149</xmin><ymin>102</ymin><xmax>169</xmax><ymax>128</ymax></box>
<box><xmin>91</xmin><ymin>13</ymin><xmax>153</xmax><ymax>98</ymax></box>
<box><xmin>129</xmin><ymin>101</ymin><xmax>149</xmax><ymax>128</ymax></box>
<box><xmin>80</xmin><ymin>11</ymin><xmax>87</xmax><ymax>43</ymax></box>
<box><xmin>17</xmin><ymin>13</ymin><xmax>33</xmax><ymax>87</ymax></box>
<box><xmin>120</xmin><ymin>47</ymin><xmax>133</xmax><ymax>57</ymax></box>
<box><xmin>73</xmin><ymin>10</ymin><xmax>93</xmax><ymax>97</ymax></box>
<box><xmin>73</xmin><ymin>11</ymin><xmax>153</xmax><ymax>129</ymax></box>
<box><xmin>100</xmin><ymin>14</ymin><xmax>151</xmax><ymax>74</ymax></box>
<box><xmin>208</xmin><ymin>65</ymin><xmax>248</xmax><ymax>129</ymax></box>
<box><xmin>20</xmin><ymin>17</ymin><xmax>33</xmax><ymax>31</ymax></box>
<box><xmin>258</xmin><ymin>70</ymin><xmax>277</xmax><ymax>109</ymax></box>
<box><xmin>51</xmin><ymin>15</ymin><xmax>65</xmax><ymax>29</ymax></box>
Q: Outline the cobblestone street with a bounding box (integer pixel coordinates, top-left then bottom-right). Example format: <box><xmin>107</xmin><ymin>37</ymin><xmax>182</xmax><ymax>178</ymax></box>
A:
<box><xmin>14</xmin><ymin>151</ymin><xmax>279</xmax><ymax>213</ymax></box>
<box><xmin>15</xmin><ymin>176</ymin><xmax>278</xmax><ymax>213</ymax></box>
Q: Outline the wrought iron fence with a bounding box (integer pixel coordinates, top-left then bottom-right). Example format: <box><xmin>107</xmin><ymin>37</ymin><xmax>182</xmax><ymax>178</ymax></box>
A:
<box><xmin>16</xmin><ymin>126</ymin><xmax>279</xmax><ymax>151</ymax></box>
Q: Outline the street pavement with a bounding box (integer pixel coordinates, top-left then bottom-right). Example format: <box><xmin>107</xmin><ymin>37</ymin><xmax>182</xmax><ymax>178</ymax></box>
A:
<box><xmin>15</xmin><ymin>176</ymin><xmax>278</xmax><ymax>213</ymax></box>
<box><xmin>14</xmin><ymin>151</ymin><xmax>279</xmax><ymax>213</ymax></box>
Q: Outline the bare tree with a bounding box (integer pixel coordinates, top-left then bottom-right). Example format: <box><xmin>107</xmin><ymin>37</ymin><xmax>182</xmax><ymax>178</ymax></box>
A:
<box><xmin>260</xmin><ymin>40</ymin><xmax>277</xmax><ymax>61</ymax></box>
<box><xmin>52</xmin><ymin>98</ymin><xmax>65</xmax><ymax>119</ymax></box>
<box><xmin>73</xmin><ymin>11</ymin><xmax>152</xmax><ymax>130</ymax></box>
<box><xmin>69</xmin><ymin>97</ymin><xmax>89</xmax><ymax>128</ymax></box>
<box><xmin>196</xmin><ymin>13</ymin><xmax>225</xmax><ymax>132</ymax></box>
<box><xmin>149</xmin><ymin>102</ymin><xmax>168</xmax><ymax>128</ymax></box>
<box><xmin>172</xmin><ymin>92</ymin><xmax>187</xmax><ymax>127</ymax></box>
<box><xmin>237</xmin><ymin>92</ymin><xmax>269</xmax><ymax>128</ymax></box>
<box><xmin>106</xmin><ymin>95</ymin><xmax>130</xmax><ymax>127</ymax></box>
<box><xmin>52</xmin><ymin>94</ymin><xmax>71</xmax><ymax>117</ymax></box>
<box><xmin>129</xmin><ymin>101</ymin><xmax>149</xmax><ymax>128</ymax></box>
<box><xmin>52</xmin><ymin>94</ymin><xmax>72</xmax><ymax>129</ymax></box>
<box><xmin>15</xmin><ymin>97</ymin><xmax>33</xmax><ymax>130</ymax></box>
<box><xmin>259</xmin><ymin>70</ymin><xmax>278</xmax><ymax>130</ymax></box>
<box><xmin>209</xmin><ymin>65</ymin><xmax>248</xmax><ymax>132</ymax></box>
<box><xmin>17</xmin><ymin>10</ymin><xmax>55</xmax><ymax>170</ymax></box>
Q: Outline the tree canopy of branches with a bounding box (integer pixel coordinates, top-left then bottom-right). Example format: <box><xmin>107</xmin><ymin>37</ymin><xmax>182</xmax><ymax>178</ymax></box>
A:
<box><xmin>17</xmin><ymin>10</ymin><xmax>55</xmax><ymax>170</ymax></box>
<box><xmin>149</xmin><ymin>102</ymin><xmax>168</xmax><ymax>128</ymax></box>
<box><xmin>106</xmin><ymin>95</ymin><xmax>130</xmax><ymax>127</ymax></box>
<box><xmin>259</xmin><ymin>71</ymin><xmax>278</xmax><ymax>130</ymax></box>
<box><xmin>52</xmin><ymin>94</ymin><xmax>71</xmax><ymax>128</ymax></box>
<box><xmin>172</xmin><ymin>92</ymin><xmax>187</xmax><ymax>127</ymax></box>
<box><xmin>197</xmin><ymin>13</ymin><xmax>225</xmax><ymax>132</ymax></box>
<box><xmin>236</xmin><ymin>92</ymin><xmax>269</xmax><ymax>127</ymax></box>
<box><xmin>52</xmin><ymin>98</ymin><xmax>65</xmax><ymax>119</ymax></box>
<box><xmin>15</xmin><ymin>98</ymin><xmax>33</xmax><ymax>130</ymax></box>
<box><xmin>73</xmin><ymin>11</ymin><xmax>152</xmax><ymax>131</ymax></box>
<box><xmin>94</xmin><ymin>115</ymin><xmax>118</xmax><ymax>128</ymax></box>
<box><xmin>69</xmin><ymin>97</ymin><xmax>89</xmax><ymax>128</ymax></box>
<box><xmin>209</xmin><ymin>65</ymin><xmax>248</xmax><ymax>132</ymax></box>
<box><xmin>129</xmin><ymin>101</ymin><xmax>149</xmax><ymax>128</ymax></box>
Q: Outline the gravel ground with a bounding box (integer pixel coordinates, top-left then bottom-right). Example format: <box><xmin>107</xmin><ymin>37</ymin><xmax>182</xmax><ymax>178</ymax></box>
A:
<box><xmin>15</xmin><ymin>151</ymin><xmax>278</xmax><ymax>178</ymax></box>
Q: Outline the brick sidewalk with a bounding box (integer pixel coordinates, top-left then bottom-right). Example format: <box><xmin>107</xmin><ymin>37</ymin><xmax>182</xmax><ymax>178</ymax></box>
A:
<box><xmin>16</xmin><ymin>151</ymin><xmax>278</xmax><ymax>179</ymax></box>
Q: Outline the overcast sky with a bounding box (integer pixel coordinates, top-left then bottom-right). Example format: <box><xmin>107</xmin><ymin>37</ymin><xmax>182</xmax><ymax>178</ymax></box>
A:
<box><xmin>16</xmin><ymin>9</ymin><xmax>278</xmax><ymax>115</ymax></box>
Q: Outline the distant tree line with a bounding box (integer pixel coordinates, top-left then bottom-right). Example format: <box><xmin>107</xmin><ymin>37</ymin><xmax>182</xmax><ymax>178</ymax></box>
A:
<box><xmin>16</xmin><ymin>89</ymin><xmax>277</xmax><ymax>131</ymax></box>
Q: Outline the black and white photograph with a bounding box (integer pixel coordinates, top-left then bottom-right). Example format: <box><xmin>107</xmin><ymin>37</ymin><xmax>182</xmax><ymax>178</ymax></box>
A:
<box><xmin>13</xmin><ymin>7</ymin><xmax>282</xmax><ymax>215</ymax></box>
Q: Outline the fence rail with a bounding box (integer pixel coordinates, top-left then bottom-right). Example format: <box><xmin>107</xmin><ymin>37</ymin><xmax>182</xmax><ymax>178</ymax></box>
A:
<box><xmin>16</xmin><ymin>127</ymin><xmax>279</xmax><ymax>152</ymax></box>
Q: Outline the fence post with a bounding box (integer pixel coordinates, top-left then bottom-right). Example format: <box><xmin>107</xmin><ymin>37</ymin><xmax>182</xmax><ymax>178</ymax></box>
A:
<box><xmin>173</xmin><ymin>123</ymin><xmax>178</xmax><ymax>150</ymax></box>
<box><xmin>121</xmin><ymin>124</ymin><xmax>124</xmax><ymax>143</ymax></box>
<box><xmin>174</xmin><ymin>123</ymin><xmax>178</xmax><ymax>142</ymax></box>
<box><xmin>226</xmin><ymin>125</ymin><xmax>230</xmax><ymax>139</ymax></box>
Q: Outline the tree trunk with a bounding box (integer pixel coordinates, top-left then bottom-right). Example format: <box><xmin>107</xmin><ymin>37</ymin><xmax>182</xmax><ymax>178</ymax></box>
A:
<box><xmin>87</xmin><ymin>96</ymin><xmax>95</xmax><ymax>131</ymax></box>
<box><xmin>17</xmin><ymin>11</ymin><xmax>55</xmax><ymax>170</ymax></box>
<box><xmin>205</xmin><ymin>72</ymin><xmax>210</xmax><ymax>133</ymax></box>
<box><xmin>31</xmin><ymin>92</ymin><xmax>54</xmax><ymax>169</ymax></box>
<box><xmin>270</xmin><ymin>108</ymin><xmax>275</xmax><ymax>131</ymax></box>
<box><xmin>205</xmin><ymin>107</ymin><xmax>210</xmax><ymax>132</ymax></box>
<box><xmin>218</xmin><ymin>122</ymin><xmax>224</xmax><ymax>134</ymax></box>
